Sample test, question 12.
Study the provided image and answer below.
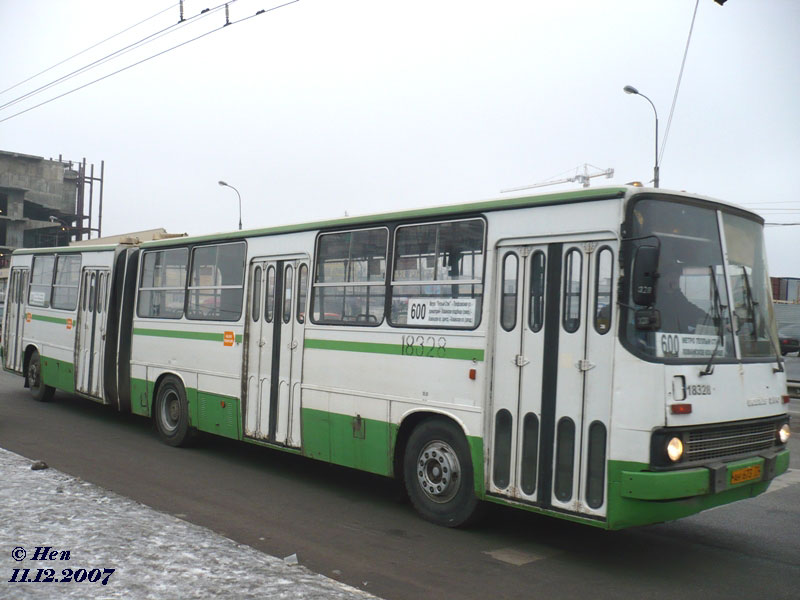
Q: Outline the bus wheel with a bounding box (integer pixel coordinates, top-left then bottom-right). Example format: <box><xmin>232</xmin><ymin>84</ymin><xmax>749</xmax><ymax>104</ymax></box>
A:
<box><xmin>154</xmin><ymin>376</ymin><xmax>194</xmax><ymax>447</ymax></box>
<box><xmin>28</xmin><ymin>350</ymin><xmax>54</xmax><ymax>402</ymax></box>
<box><xmin>403</xmin><ymin>419</ymin><xmax>479</xmax><ymax>527</ymax></box>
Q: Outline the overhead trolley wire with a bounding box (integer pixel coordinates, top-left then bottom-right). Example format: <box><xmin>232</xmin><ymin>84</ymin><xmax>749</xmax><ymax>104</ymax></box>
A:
<box><xmin>0</xmin><ymin>2</ymin><xmax>180</xmax><ymax>97</ymax></box>
<box><xmin>659</xmin><ymin>0</ymin><xmax>700</xmax><ymax>166</ymax></box>
<box><xmin>0</xmin><ymin>2</ymin><xmax>236</xmax><ymax>113</ymax></box>
<box><xmin>0</xmin><ymin>1</ymin><xmax>299</xmax><ymax>125</ymax></box>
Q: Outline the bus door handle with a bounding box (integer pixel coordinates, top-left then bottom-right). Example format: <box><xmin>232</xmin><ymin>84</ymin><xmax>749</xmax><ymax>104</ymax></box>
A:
<box><xmin>289</xmin><ymin>340</ymin><xmax>298</xmax><ymax>350</ymax></box>
<box><xmin>514</xmin><ymin>355</ymin><xmax>529</xmax><ymax>367</ymax></box>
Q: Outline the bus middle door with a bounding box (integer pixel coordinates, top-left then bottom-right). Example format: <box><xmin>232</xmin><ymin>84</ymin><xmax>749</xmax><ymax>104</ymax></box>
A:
<box><xmin>76</xmin><ymin>269</ymin><xmax>110</xmax><ymax>399</ymax></box>
<box><xmin>244</xmin><ymin>256</ymin><xmax>308</xmax><ymax>448</ymax></box>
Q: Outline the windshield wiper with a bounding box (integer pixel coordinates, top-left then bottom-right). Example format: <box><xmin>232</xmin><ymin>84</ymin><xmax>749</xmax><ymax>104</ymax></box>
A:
<box><xmin>700</xmin><ymin>265</ymin><xmax>726</xmax><ymax>377</ymax></box>
<box><xmin>739</xmin><ymin>265</ymin><xmax>784</xmax><ymax>373</ymax></box>
<box><xmin>739</xmin><ymin>266</ymin><xmax>759</xmax><ymax>341</ymax></box>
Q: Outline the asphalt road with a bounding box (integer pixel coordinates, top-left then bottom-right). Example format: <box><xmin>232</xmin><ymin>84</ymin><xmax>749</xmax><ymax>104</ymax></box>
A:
<box><xmin>2</xmin><ymin>368</ymin><xmax>799</xmax><ymax>600</ymax></box>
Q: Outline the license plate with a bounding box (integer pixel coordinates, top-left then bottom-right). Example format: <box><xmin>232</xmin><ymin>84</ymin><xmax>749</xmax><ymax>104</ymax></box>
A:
<box><xmin>730</xmin><ymin>465</ymin><xmax>762</xmax><ymax>485</ymax></box>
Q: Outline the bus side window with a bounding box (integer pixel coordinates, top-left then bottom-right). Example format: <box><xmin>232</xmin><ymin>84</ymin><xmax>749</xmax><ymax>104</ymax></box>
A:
<box><xmin>594</xmin><ymin>247</ymin><xmax>613</xmax><ymax>334</ymax></box>
<box><xmin>529</xmin><ymin>251</ymin><xmax>546</xmax><ymax>332</ymax></box>
<box><xmin>187</xmin><ymin>242</ymin><xmax>245</xmax><ymax>322</ymax></box>
<box><xmin>252</xmin><ymin>266</ymin><xmax>262</xmax><ymax>322</ymax></box>
<box><xmin>562</xmin><ymin>248</ymin><xmax>582</xmax><ymax>333</ymax></box>
<box><xmin>500</xmin><ymin>252</ymin><xmax>518</xmax><ymax>332</ymax></box>
<box><xmin>52</xmin><ymin>255</ymin><xmax>81</xmax><ymax>311</ymax></box>
<box><xmin>138</xmin><ymin>247</ymin><xmax>189</xmax><ymax>319</ymax></box>
<box><xmin>283</xmin><ymin>265</ymin><xmax>293</xmax><ymax>324</ymax></box>
<box><xmin>389</xmin><ymin>219</ymin><xmax>485</xmax><ymax>329</ymax></box>
<box><xmin>311</xmin><ymin>228</ymin><xmax>388</xmax><ymax>326</ymax></box>
<box><xmin>89</xmin><ymin>273</ymin><xmax>96</xmax><ymax>313</ymax></box>
<box><xmin>296</xmin><ymin>263</ymin><xmax>308</xmax><ymax>324</ymax></box>
<box><xmin>29</xmin><ymin>255</ymin><xmax>55</xmax><ymax>308</ymax></box>
<box><xmin>82</xmin><ymin>272</ymin><xmax>89</xmax><ymax>311</ymax></box>
<box><xmin>266</xmin><ymin>266</ymin><xmax>275</xmax><ymax>323</ymax></box>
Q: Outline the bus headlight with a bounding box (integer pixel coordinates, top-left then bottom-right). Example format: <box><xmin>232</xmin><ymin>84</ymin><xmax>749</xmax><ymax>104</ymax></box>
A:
<box><xmin>667</xmin><ymin>437</ymin><xmax>684</xmax><ymax>462</ymax></box>
<box><xmin>778</xmin><ymin>424</ymin><xmax>791</xmax><ymax>444</ymax></box>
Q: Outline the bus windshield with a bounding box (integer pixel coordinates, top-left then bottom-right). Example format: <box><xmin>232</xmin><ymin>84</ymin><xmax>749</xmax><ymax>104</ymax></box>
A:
<box><xmin>623</xmin><ymin>197</ymin><xmax>778</xmax><ymax>362</ymax></box>
<box><xmin>721</xmin><ymin>213</ymin><xmax>779</xmax><ymax>358</ymax></box>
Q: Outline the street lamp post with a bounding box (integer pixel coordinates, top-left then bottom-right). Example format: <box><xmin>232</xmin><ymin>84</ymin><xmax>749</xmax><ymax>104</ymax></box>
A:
<box><xmin>623</xmin><ymin>85</ymin><xmax>659</xmax><ymax>188</ymax></box>
<box><xmin>218</xmin><ymin>180</ymin><xmax>242</xmax><ymax>230</ymax></box>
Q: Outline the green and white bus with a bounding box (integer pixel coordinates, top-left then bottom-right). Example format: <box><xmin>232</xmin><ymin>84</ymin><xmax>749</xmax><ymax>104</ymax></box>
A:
<box><xmin>2</xmin><ymin>186</ymin><xmax>791</xmax><ymax>528</ymax></box>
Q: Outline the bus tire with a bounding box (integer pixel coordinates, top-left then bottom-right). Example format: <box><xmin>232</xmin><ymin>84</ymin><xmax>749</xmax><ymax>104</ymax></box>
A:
<box><xmin>403</xmin><ymin>418</ymin><xmax>480</xmax><ymax>527</ymax></box>
<box><xmin>154</xmin><ymin>376</ymin><xmax>194</xmax><ymax>447</ymax></box>
<box><xmin>28</xmin><ymin>350</ymin><xmax>55</xmax><ymax>402</ymax></box>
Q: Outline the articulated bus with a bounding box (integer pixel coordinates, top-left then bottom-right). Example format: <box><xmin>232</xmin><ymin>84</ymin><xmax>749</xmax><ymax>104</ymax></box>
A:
<box><xmin>2</xmin><ymin>186</ymin><xmax>791</xmax><ymax>528</ymax></box>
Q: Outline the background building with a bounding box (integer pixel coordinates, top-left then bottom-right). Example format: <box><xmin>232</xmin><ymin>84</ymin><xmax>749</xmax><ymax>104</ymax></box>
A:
<box><xmin>0</xmin><ymin>149</ymin><xmax>103</xmax><ymax>268</ymax></box>
<box><xmin>772</xmin><ymin>277</ymin><xmax>800</xmax><ymax>304</ymax></box>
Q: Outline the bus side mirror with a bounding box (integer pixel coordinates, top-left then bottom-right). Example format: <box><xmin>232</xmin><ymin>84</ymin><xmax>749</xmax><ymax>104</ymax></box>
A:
<box><xmin>632</xmin><ymin>245</ymin><xmax>659</xmax><ymax>306</ymax></box>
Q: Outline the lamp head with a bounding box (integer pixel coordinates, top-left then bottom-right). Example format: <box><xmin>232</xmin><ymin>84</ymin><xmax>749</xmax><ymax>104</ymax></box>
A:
<box><xmin>218</xmin><ymin>180</ymin><xmax>228</xmax><ymax>187</ymax></box>
<box><xmin>623</xmin><ymin>85</ymin><xmax>639</xmax><ymax>95</ymax></box>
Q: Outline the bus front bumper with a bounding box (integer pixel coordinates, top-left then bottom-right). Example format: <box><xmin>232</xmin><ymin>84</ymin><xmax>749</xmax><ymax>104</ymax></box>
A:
<box><xmin>620</xmin><ymin>448</ymin><xmax>790</xmax><ymax>501</ymax></box>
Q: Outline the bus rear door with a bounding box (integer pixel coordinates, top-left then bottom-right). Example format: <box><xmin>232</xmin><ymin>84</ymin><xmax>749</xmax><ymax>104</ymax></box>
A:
<box><xmin>4</xmin><ymin>268</ymin><xmax>29</xmax><ymax>373</ymax></box>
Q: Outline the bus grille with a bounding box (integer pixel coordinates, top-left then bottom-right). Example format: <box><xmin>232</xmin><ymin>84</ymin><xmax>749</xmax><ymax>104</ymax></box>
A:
<box><xmin>685</xmin><ymin>422</ymin><xmax>777</xmax><ymax>462</ymax></box>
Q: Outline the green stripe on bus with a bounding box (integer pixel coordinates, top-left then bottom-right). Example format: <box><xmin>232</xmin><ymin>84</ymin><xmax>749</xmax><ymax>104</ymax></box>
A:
<box><xmin>31</xmin><ymin>314</ymin><xmax>69</xmax><ymax>325</ymax></box>
<box><xmin>133</xmin><ymin>328</ymin><xmax>243</xmax><ymax>343</ymax></box>
<box><xmin>304</xmin><ymin>338</ymin><xmax>484</xmax><ymax>361</ymax></box>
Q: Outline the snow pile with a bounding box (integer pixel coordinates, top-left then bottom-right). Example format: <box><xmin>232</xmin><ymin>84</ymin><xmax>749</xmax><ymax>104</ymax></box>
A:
<box><xmin>0</xmin><ymin>448</ymin><xmax>377</xmax><ymax>599</ymax></box>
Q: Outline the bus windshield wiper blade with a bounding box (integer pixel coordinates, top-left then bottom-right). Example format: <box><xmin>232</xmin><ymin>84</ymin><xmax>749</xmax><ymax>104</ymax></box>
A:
<box><xmin>740</xmin><ymin>266</ymin><xmax>759</xmax><ymax>341</ymax></box>
<box><xmin>739</xmin><ymin>266</ymin><xmax>783</xmax><ymax>372</ymax></box>
<box><xmin>701</xmin><ymin>265</ymin><xmax>726</xmax><ymax>377</ymax></box>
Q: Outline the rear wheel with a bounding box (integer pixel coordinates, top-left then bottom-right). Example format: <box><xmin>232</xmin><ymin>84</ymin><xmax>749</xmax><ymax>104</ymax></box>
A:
<box><xmin>154</xmin><ymin>376</ymin><xmax>194</xmax><ymax>447</ymax></box>
<box><xmin>403</xmin><ymin>418</ymin><xmax>480</xmax><ymax>527</ymax></box>
<box><xmin>28</xmin><ymin>350</ymin><xmax>54</xmax><ymax>402</ymax></box>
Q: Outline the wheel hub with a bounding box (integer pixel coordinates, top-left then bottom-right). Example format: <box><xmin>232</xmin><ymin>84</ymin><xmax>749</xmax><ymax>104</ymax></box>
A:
<box><xmin>416</xmin><ymin>440</ymin><xmax>461</xmax><ymax>503</ymax></box>
<box><xmin>161</xmin><ymin>391</ymin><xmax>180</xmax><ymax>432</ymax></box>
<box><xmin>28</xmin><ymin>362</ymin><xmax>40</xmax><ymax>389</ymax></box>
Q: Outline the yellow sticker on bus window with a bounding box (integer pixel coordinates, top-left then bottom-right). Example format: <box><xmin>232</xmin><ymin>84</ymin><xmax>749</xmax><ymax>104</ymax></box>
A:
<box><xmin>223</xmin><ymin>331</ymin><xmax>235</xmax><ymax>347</ymax></box>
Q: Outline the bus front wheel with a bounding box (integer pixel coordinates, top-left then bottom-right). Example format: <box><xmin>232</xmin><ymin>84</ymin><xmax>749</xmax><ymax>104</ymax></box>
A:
<box><xmin>403</xmin><ymin>419</ymin><xmax>480</xmax><ymax>527</ymax></box>
<box><xmin>27</xmin><ymin>350</ymin><xmax>54</xmax><ymax>402</ymax></box>
<box><xmin>154</xmin><ymin>376</ymin><xmax>194</xmax><ymax>447</ymax></box>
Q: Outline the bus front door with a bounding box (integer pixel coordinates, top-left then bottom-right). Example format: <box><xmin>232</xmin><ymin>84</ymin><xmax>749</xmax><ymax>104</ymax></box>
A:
<box><xmin>4</xmin><ymin>268</ymin><xmax>29</xmax><ymax>373</ymax></box>
<box><xmin>244</xmin><ymin>256</ymin><xmax>308</xmax><ymax>448</ymax></box>
<box><xmin>490</xmin><ymin>241</ymin><xmax>615</xmax><ymax>518</ymax></box>
<box><xmin>75</xmin><ymin>269</ymin><xmax>110</xmax><ymax>399</ymax></box>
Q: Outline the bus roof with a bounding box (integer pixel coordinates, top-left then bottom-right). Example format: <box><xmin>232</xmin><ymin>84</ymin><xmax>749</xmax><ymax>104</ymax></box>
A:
<box><xmin>11</xmin><ymin>244</ymin><xmax>123</xmax><ymax>256</ymax></box>
<box><xmin>140</xmin><ymin>186</ymin><xmax>629</xmax><ymax>249</ymax></box>
<box><xmin>10</xmin><ymin>186</ymin><xmax>761</xmax><ymax>255</ymax></box>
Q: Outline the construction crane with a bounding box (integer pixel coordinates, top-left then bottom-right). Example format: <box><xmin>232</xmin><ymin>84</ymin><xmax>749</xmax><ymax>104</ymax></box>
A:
<box><xmin>501</xmin><ymin>163</ymin><xmax>614</xmax><ymax>193</ymax></box>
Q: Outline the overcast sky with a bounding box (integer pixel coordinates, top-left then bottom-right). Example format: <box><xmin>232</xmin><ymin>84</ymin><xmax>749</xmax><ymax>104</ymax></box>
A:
<box><xmin>1</xmin><ymin>0</ymin><xmax>798</xmax><ymax>275</ymax></box>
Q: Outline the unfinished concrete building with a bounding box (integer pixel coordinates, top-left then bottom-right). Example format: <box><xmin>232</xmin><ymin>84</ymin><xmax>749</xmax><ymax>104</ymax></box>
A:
<box><xmin>0</xmin><ymin>150</ymin><xmax>102</xmax><ymax>268</ymax></box>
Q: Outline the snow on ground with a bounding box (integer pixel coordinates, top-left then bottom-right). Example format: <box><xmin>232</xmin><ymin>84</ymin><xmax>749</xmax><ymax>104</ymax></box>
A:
<box><xmin>0</xmin><ymin>448</ymin><xmax>378</xmax><ymax>599</ymax></box>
